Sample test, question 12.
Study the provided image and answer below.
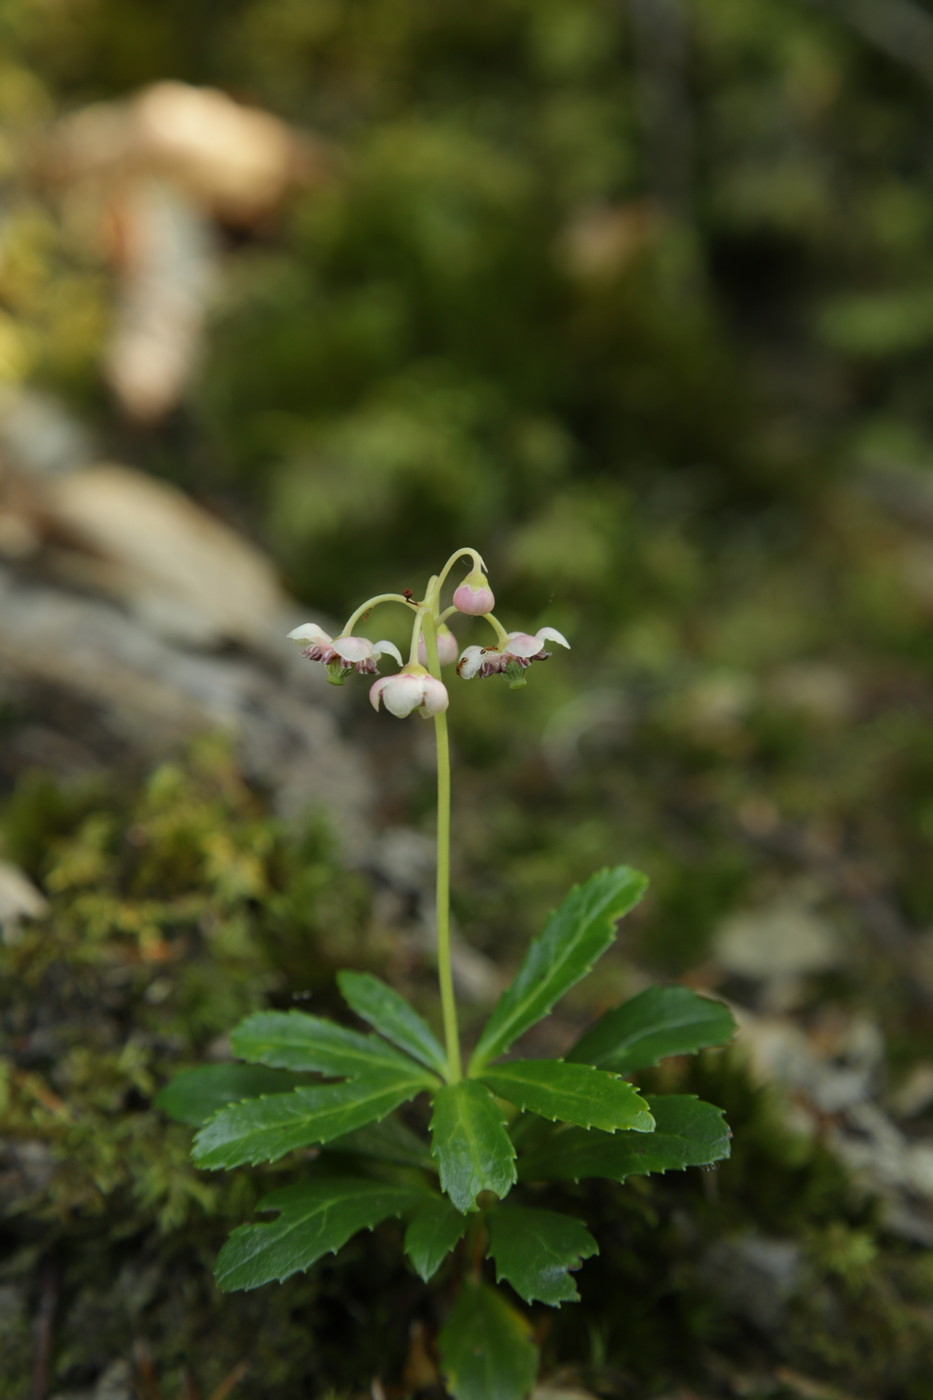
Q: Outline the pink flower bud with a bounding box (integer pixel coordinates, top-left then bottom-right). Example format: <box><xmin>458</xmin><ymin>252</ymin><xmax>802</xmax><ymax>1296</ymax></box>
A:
<box><xmin>452</xmin><ymin>572</ymin><xmax>495</xmax><ymax>616</ymax></box>
<box><xmin>418</xmin><ymin>624</ymin><xmax>459</xmax><ymax>668</ymax></box>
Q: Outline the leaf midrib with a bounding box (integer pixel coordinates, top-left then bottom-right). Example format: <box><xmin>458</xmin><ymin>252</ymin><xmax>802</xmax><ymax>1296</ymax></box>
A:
<box><xmin>474</xmin><ymin>882</ymin><xmax>626</xmax><ymax>1064</ymax></box>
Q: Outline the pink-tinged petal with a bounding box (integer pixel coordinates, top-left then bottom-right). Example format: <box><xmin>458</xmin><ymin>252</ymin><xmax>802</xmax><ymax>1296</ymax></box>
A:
<box><xmin>452</xmin><ymin>581</ymin><xmax>496</xmax><ymax>616</ymax></box>
<box><xmin>380</xmin><ymin>673</ymin><xmax>426</xmax><ymax>718</ymax></box>
<box><xmin>503</xmin><ymin>632</ymin><xmax>542</xmax><ymax>658</ymax></box>
<box><xmin>373</xmin><ymin>639</ymin><xmax>404</xmax><ymax>666</ymax></box>
<box><xmin>332</xmin><ymin>635</ymin><xmax>373</xmax><ymax>663</ymax></box>
<box><xmin>418</xmin><ymin>626</ymin><xmax>459</xmax><ymax>667</ymax></box>
<box><xmin>419</xmin><ymin>676</ymin><xmax>449</xmax><ymax>714</ymax></box>
<box><xmin>535</xmin><ymin>626</ymin><xmax>570</xmax><ymax>649</ymax></box>
<box><xmin>456</xmin><ymin>645</ymin><xmax>488</xmax><ymax>679</ymax></box>
<box><xmin>287</xmin><ymin>622</ymin><xmax>332</xmax><ymax>646</ymax></box>
<box><xmin>436</xmin><ymin>627</ymin><xmax>460</xmax><ymax>667</ymax></box>
<box><xmin>369</xmin><ymin>677</ymin><xmax>389</xmax><ymax>711</ymax></box>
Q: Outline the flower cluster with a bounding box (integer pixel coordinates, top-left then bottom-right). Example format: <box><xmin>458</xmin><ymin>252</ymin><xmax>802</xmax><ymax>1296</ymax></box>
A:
<box><xmin>457</xmin><ymin>628</ymin><xmax>569</xmax><ymax>681</ymax></box>
<box><xmin>288</xmin><ymin>549</ymin><xmax>569</xmax><ymax>717</ymax></box>
<box><xmin>287</xmin><ymin>623</ymin><xmax>401</xmax><ymax>681</ymax></box>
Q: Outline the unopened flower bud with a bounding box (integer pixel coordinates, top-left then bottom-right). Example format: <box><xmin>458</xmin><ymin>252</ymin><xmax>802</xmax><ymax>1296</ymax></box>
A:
<box><xmin>418</xmin><ymin>623</ymin><xmax>459</xmax><ymax>668</ymax></box>
<box><xmin>452</xmin><ymin>569</ymin><xmax>495</xmax><ymax>616</ymax></box>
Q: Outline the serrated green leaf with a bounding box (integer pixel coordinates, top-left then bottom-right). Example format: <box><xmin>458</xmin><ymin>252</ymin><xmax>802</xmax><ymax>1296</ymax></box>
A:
<box><xmin>193</xmin><ymin>1070</ymin><xmax>433</xmax><ymax>1169</ymax></box>
<box><xmin>215</xmin><ymin>1177</ymin><xmax>426</xmax><ymax>1291</ymax></box>
<box><xmin>469</xmin><ymin>867</ymin><xmax>648</xmax><ymax>1074</ymax></box>
<box><xmin>486</xmin><ymin>1205</ymin><xmax>598</xmax><ymax>1306</ymax></box>
<box><xmin>154</xmin><ymin>1064</ymin><xmax>302</xmax><ymax>1127</ymax></box>
<box><xmin>439</xmin><ymin>1276</ymin><xmax>538</xmax><ymax>1400</ymax></box>
<box><xmin>338</xmin><ymin>970</ymin><xmax>448</xmax><ymax>1077</ymax></box>
<box><xmin>430</xmin><ymin>1080</ymin><xmax>517</xmax><ymax>1213</ymax></box>
<box><xmin>321</xmin><ymin>1116</ymin><xmax>436</xmax><ymax>1172</ymax></box>
<box><xmin>568</xmin><ymin>985</ymin><xmax>736</xmax><ymax>1073</ymax></box>
<box><xmin>404</xmin><ymin>1197</ymin><xmax>470</xmax><ymax>1281</ymax></box>
<box><xmin>480</xmin><ymin>1059</ymin><xmax>655</xmax><ymax>1133</ymax></box>
<box><xmin>231</xmin><ymin>1008</ymin><xmax>429</xmax><ymax>1078</ymax></box>
<box><xmin>517</xmin><ymin>1095</ymin><xmax>731</xmax><ymax>1184</ymax></box>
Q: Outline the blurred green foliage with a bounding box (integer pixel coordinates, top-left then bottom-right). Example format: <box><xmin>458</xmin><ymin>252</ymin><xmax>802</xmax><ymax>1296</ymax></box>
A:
<box><xmin>4</xmin><ymin>0</ymin><xmax>933</xmax><ymax>1393</ymax></box>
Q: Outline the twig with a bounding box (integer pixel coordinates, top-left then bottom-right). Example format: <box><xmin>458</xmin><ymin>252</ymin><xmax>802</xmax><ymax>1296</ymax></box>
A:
<box><xmin>133</xmin><ymin>1339</ymin><xmax>164</xmax><ymax>1400</ymax></box>
<box><xmin>207</xmin><ymin>1360</ymin><xmax>250</xmax><ymax>1400</ymax></box>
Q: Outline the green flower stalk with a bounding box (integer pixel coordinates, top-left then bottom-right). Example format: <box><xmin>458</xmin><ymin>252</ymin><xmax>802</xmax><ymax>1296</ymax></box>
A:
<box><xmin>288</xmin><ymin>548</ymin><xmax>570</xmax><ymax>1081</ymax></box>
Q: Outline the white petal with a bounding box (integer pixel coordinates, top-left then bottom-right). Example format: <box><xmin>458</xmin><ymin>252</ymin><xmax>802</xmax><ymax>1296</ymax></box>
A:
<box><xmin>369</xmin><ymin>677</ymin><xmax>388</xmax><ymax>711</ymax></box>
<box><xmin>456</xmin><ymin>645</ymin><xmax>486</xmax><ymax>679</ymax></box>
<box><xmin>287</xmin><ymin>622</ymin><xmax>331</xmax><ymax>646</ymax></box>
<box><xmin>535</xmin><ymin>626</ymin><xmax>570</xmax><ymax>649</ymax></box>
<box><xmin>332</xmin><ymin>635</ymin><xmax>373</xmax><ymax>663</ymax></box>
<box><xmin>381</xmin><ymin>674</ymin><xmax>424</xmax><ymax>717</ymax></box>
<box><xmin>420</xmin><ymin>677</ymin><xmax>449</xmax><ymax>714</ymax></box>
<box><xmin>503</xmin><ymin>632</ymin><xmax>542</xmax><ymax>658</ymax></box>
<box><xmin>373</xmin><ymin>639</ymin><xmax>403</xmax><ymax>665</ymax></box>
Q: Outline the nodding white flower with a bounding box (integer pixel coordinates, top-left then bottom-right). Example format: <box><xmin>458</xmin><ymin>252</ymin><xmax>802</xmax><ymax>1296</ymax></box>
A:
<box><xmin>456</xmin><ymin>627</ymin><xmax>570</xmax><ymax>682</ymax></box>
<box><xmin>452</xmin><ymin>570</ymin><xmax>495</xmax><ymax>616</ymax></box>
<box><xmin>418</xmin><ymin>623</ymin><xmax>459</xmax><ymax>668</ymax></box>
<box><xmin>287</xmin><ymin>623</ymin><xmax>402</xmax><ymax>677</ymax></box>
<box><xmin>370</xmin><ymin>666</ymin><xmax>450</xmax><ymax>718</ymax></box>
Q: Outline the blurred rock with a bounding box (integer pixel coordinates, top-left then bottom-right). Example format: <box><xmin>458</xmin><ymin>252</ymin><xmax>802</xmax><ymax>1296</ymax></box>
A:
<box><xmin>738</xmin><ymin>1010</ymin><xmax>884</xmax><ymax>1114</ymax></box>
<box><xmin>0</xmin><ymin>387</ymin><xmax>97</xmax><ymax>479</ymax></box>
<box><xmin>891</xmin><ymin>1061</ymin><xmax>933</xmax><ymax>1119</ymax></box>
<box><xmin>0</xmin><ymin>559</ymin><xmax>373</xmax><ymax>851</ymax></box>
<box><xmin>714</xmin><ymin>891</ymin><xmax>843</xmax><ymax>1001</ymax></box>
<box><xmin>38</xmin><ymin>81</ymin><xmax>335</xmax><ymax>419</ymax></box>
<box><xmin>700</xmin><ymin>1234</ymin><xmax>802</xmax><ymax>1331</ymax></box>
<box><xmin>737</xmin><ymin>1006</ymin><xmax>933</xmax><ymax>1243</ymax></box>
<box><xmin>42</xmin><ymin>461</ymin><xmax>286</xmax><ymax>647</ymax></box>
<box><xmin>0</xmin><ymin>859</ymin><xmax>49</xmax><ymax>930</ymax></box>
<box><xmin>0</xmin><ymin>1138</ymin><xmax>56</xmax><ymax>1204</ymax></box>
<box><xmin>768</xmin><ymin>662</ymin><xmax>857</xmax><ymax>725</ymax></box>
<box><xmin>45</xmin><ymin>81</ymin><xmax>331</xmax><ymax>228</ymax></box>
<box><xmin>104</xmin><ymin>179</ymin><xmax>217</xmax><ymax>422</ymax></box>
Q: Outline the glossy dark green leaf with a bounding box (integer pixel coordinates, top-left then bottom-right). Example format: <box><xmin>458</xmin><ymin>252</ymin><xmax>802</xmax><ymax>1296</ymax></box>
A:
<box><xmin>518</xmin><ymin>1095</ymin><xmax>731</xmax><ymax>1184</ymax></box>
<box><xmin>568</xmin><ymin>985</ymin><xmax>736</xmax><ymax>1073</ymax></box>
<box><xmin>430</xmin><ymin>1080</ymin><xmax>517</xmax><ymax>1213</ymax></box>
<box><xmin>214</xmin><ymin>1177</ymin><xmax>426</xmax><ymax>1291</ymax></box>
<box><xmin>230</xmin><ymin>1008</ymin><xmax>428</xmax><ymax>1078</ymax></box>
<box><xmin>486</xmin><ymin>1205</ymin><xmax>598</xmax><ymax>1306</ymax></box>
<box><xmin>321</xmin><ymin>1116</ymin><xmax>436</xmax><ymax>1171</ymax></box>
<box><xmin>404</xmin><ymin>1196</ymin><xmax>470</xmax><ymax>1281</ymax></box>
<box><xmin>154</xmin><ymin>1064</ymin><xmax>301</xmax><ymax>1127</ymax></box>
<box><xmin>193</xmin><ymin>1069</ymin><xmax>433</xmax><ymax>1169</ymax></box>
<box><xmin>338</xmin><ymin>970</ymin><xmax>448</xmax><ymax>1077</ymax></box>
<box><xmin>438</xmin><ymin>1276</ymin><xmax>538</xmax><ymax>1400</ymax></box>
<box><xmin>480</xmin><ymin>1059</ymin><xmax>654</xmax><ymax>1133</ymax></box>
<box><xmin>469</xmin><ymin>867</ymin><xmax>648</xmax><ymax>1074</ymax></box>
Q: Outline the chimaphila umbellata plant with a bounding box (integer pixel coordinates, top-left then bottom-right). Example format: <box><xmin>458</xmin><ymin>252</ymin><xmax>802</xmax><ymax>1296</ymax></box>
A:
<box><xmin>158</xmin><ymin>548</ymin><xmax>735</xmax><ymax>1400</ymax></box>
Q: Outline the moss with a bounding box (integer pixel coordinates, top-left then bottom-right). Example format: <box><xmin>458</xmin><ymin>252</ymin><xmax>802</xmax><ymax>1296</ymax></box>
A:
<box><xmin>0</xmin><ymin>740</ymin><xmax>387</xmax><ymax>1394</ymax></box>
